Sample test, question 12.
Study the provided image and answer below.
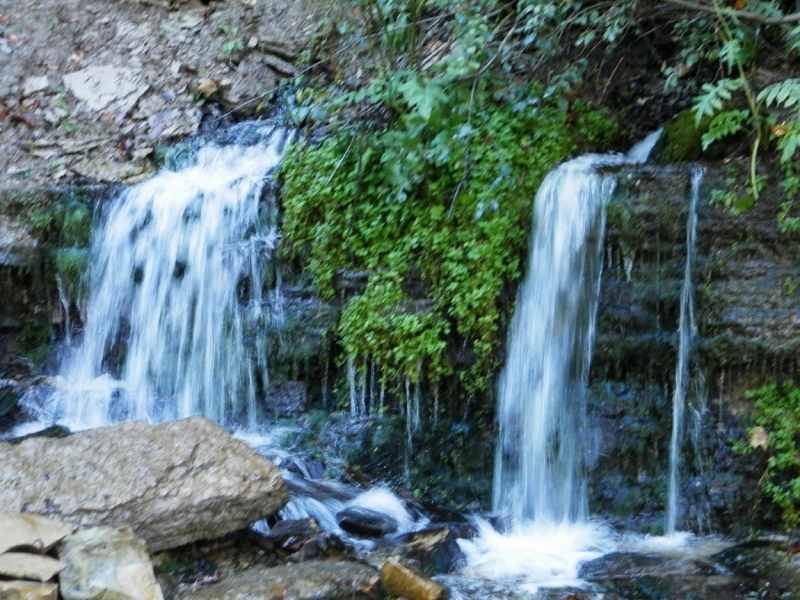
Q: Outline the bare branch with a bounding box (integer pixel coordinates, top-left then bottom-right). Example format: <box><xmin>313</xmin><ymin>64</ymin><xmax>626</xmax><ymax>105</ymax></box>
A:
<box><xmin>663</xmin><ymin>0</ymin><xmax>800</xmax><ymax>25</ymax></box>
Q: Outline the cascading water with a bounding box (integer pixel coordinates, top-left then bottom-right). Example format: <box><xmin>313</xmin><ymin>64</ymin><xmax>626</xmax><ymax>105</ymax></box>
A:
<box><xmin>492</xmin><ymin>155</ymin><xmax>612</xmax><ymax>525</ymax></box>
<box><xmin>460</xmin><ymin>132</ymin><xmax>661</xmax><ymax>592</ymax></box>
<box><xmin>47</xmin><ymin>123</ymin><xmax>290</xmax><ymax>430</ymax></box>
<box><xmin>665</xmin><ymin>165</ymin><xmax>704</xmax><ymax>535</ymax></box>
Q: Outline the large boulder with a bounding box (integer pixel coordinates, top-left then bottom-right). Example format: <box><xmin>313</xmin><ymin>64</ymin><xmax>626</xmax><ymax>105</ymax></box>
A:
<box><xmin>0</xmin><ymin>416</ymin><xmax>288</xmax><ymax>551</ymax></box>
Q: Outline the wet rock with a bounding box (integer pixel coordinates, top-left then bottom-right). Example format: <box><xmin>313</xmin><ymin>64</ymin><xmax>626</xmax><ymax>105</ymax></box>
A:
<box><xmin>337</xmin><ymin>506</ymin><xmax>399</xmax><ymax>538</ymax></box>
<box><xmin>383</xmin><ymin>526</ymin><xmax>468</xmax><ymax>575</ymax></box>
<box><xmin>70</xmin><ymin>150</ymin><xmax>154</xmax><ymax>184</ymax></box>
<box><xmin>59</xmin><ymin>525</ymin><xmax>163</xmax><ymax>600</ymax></box>
<box><xmin>578</xmin><ymin>551</ymin><xmax>714</xmax><ymax>581</ymax></box>
<box><xmin>379</xmin><ymin>556</ymin><xmax>448</xmax><ymax>600</ymax></box>
<box><xmin>253</xmin><ymin>518</ymin><xmax>322</xmax><ymax>552</ymax></box>
<box><xmin>0</xmin><ymin>512</ymin><xmax>72</xmax><ymax>554</ymax></box>
<box><xmin>190</xmin><ymin>559</ymin><xmax>382</xmax><ymax>600</ymax></box>
<box><xmin>0</xmin><ymin>380</ymin><xmax>21</xmax><ymax>418</ymax></box>
<box><xmin>265</xmin><ymin>381</ymin><xmax>308</xmax><ymax>416</ymax></box>
<box><xmin>0</xmin><ymin>581</ymin><xmax>58</xmax><ymax>600</ymax></box>
<box><xmin>0</xmin><ymin>552</ymin><xmax>66</xmax><ymax>582</ymax></box>
<box><xmin>5</xmin><ymin>425</ymin><xmax>70</xmax><ymax>445</ymax></box>
<box><xmin>249</xmin><ymin>518</ymin><xmax>352</xmax><ymax>561</ymax></box>
<box><xmin>0</xmin><ymin>416</ymin><xmax>288</xmax><ymax>551</ymax></box>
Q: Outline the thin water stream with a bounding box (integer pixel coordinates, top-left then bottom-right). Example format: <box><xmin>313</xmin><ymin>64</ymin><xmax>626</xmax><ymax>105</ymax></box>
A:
<box><xmin>666</xmin><ymin>165</ymin><xmax>704</xmax><ymax>536</ymax></box>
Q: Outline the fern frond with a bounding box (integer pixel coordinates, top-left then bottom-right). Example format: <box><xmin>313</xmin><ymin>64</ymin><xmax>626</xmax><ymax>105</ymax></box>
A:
<box><xmin>693</xmin><ymin>79</ymin><xmax>743</xmax><ymax>126</ymax></box>
<box><xmin>701</xmin><ymin>109</ymin><xmax>750</xmax><ymax>150</ymax></box>
<box><xmin>758</xmin><ymin>79</ymin><xmax>800</xmax><ymax>110</ymax></box>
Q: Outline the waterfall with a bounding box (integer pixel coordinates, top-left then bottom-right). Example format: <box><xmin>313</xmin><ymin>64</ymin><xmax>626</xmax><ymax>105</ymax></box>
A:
<box><xmin>665</xmin><ymin>165</ymin><xmax>704</xmax><ymax>535</ymax></box>
<box><xmin>492</xmin><ymin>155</ymin><xmax>615</xmax><ymax>524</ymax></box>
<box><xmin>48</xmin><ymin>123</ymin><xmax>290</xmax><ymax>430</ymax></box>
<box><xmin>461</xmin><ymin>132</ymin><xmax>661</xmax><ymax>591</ymax></box>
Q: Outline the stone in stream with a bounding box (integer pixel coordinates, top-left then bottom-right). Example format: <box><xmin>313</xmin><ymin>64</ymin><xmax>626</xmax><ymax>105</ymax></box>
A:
<box><xmin>379</xmin><ymin>556</ymin><xmax>449</xmax><ymax>600</ymax></box>
<box><xmin>381</xmin><ymin>525</ymin><xmax>471</xmax><ymax>575</ymax></box>
<box><xmin>58</xmin><ymin>525</ymin><xmax>163</xmax><ymax>600</ymax></box>
<box><xmin>189</xmin><ymin>559</ymin><xmax>382</xmax><ymax>600</ymax></box>
<box><xmin>336</xmin><ymin>506</ymin><xmax>399</xmax><ymax>538</ymax></box>
<box><xmin>0</xmin><ymin>512</ymin><xmax>73</xmax><ymax>554</ymax></box>
<box><xmin>0</xmin><ymin>581</ymin><xmax>58</xmax><ymax>600</ymax></box>
<box><xmin>0</xmin><ymin>552</ymin><xmax>66</xmax><ymax>582</ymax></box>
<box><xmin>0</xmin><ymin>416</ymin><xmax>288</xmax><ymax>551</ymax></box>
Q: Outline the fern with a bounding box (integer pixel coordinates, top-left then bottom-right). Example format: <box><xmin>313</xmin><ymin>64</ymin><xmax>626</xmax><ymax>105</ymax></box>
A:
<box><xmin>693</xmin><ymin>79</ymin><xmax>744</xmax><ymax>126</ymax></box>
<box><xmin>701</xmin><ymin>109</ymin><xmax>749</xmax><ymax>150</ymax></box>
<box><xmin>758</xmin><ymin>79</ymin><xmax>800</xmax><ymax>110</ymax></box>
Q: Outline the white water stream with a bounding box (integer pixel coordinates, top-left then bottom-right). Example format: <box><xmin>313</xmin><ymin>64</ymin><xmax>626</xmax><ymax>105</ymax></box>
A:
<box><xmin>665</xmin><ymin>165</ymin><xmax>705</xmax><ymax>535</ymax></box>
<box><xmin>45</xmin><ymin>123</ymin><xmax>289</xmax><ymax>430</ymax></box>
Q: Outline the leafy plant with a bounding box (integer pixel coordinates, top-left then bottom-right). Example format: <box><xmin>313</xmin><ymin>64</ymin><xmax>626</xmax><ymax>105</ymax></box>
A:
<box><xmin>737</xmin><ymin>380</ymin><xmax>800</xmax><ymax>529</ymax></box>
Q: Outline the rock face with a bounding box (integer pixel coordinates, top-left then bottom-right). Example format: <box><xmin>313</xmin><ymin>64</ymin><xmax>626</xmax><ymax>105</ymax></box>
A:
<box><xmin>0</xmin><ymin>416</ymin><xmax>289</xmax><ymax>551</ymax></box>
<box><xmin>59</xmin><ymin>525</ymin><xmax>163</xmax><ymax>600</ymax></box>
<box><xmin>0</xmin><ymin>0</ymin><xmax>317</xmax><ymax>188</ymax></box>
<box><xmin>189</xmin><ymin>560</ymin><xmax>383</xmax><ymax>600</ymax></box>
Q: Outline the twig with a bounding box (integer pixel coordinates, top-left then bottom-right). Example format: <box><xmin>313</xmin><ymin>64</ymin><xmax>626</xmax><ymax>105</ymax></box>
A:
<box><xmin>325</xmin><ymin>129</ymin><xmax>357</xmax><ymax>186</ymax></box>
<box><xmin>664</xmin><ymin>0</ymin><xmax>800</xmax><ymax>25</ymax></box>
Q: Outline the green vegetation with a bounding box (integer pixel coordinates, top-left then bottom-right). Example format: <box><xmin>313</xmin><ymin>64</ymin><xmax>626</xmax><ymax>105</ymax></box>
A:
<box><xmin>280</xmin><ymin>0</ymin><xmax>618</xmax><ymax>420</ymax></box>
<box><xmin>738</xmin><ymin>380</ymin><xmax>800</xmax><ymax>528</ymax></box>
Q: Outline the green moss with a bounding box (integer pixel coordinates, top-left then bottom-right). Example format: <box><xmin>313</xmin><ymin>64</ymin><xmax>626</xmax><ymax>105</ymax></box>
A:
<box><xmin>55</xmin><ymin>247</ymin><xmax>90</xmax><ymax>300</ymax></box>
<box><xmin>655</xmin><ymin>109</ymin><xmax>710</xmax><ymax>163</ymax></box>
<box><xmin>13</xmin><ymin>316</ymin><xmax>52</xmax><ymax>366</ymax></box>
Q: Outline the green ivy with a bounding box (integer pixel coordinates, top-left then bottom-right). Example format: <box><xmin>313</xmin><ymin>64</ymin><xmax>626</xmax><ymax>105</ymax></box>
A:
<box><xmin>738</xmin><ymin>380</ymin><xmax>800</xmax><ymax>529</ymax></box>
<box><xmin>280</xmin><ymin>88</ymin><xmax>614</xmax><ymax>399</ymax></box>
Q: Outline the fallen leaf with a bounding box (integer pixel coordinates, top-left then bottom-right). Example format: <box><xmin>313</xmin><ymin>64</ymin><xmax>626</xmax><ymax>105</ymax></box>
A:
<box><xmin>734</xmin><ymin>0</ymin><xmax>746</xmax><ymax>9</ymax></box>
<box><xmin>750</xmin><ymin>426</ymin><xmax>769</xmax><ymax>451</ymax></box>
<box><xmin>771</xmin><ymin>122</ymin><xmax>791</xmax><ymax>137</ymax></box>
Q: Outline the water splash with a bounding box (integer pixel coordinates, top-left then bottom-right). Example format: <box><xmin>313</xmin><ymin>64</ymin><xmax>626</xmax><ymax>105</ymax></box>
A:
<box><xmin>665</xmin><ymin>165</ymin><xmax>704</xmax><ymax>535</ymax></box>
<box><xmin>48</xmin><ymin>123</ymin><xmax>290</xmax><ymax>430</ymax></box>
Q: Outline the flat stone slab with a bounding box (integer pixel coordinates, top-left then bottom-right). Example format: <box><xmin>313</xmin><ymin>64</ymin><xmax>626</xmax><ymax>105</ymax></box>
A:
<box><xmin>0</xmin><ymin>416</ymin><xmax>288</xmax><ymax>551</ymax></box>
<box><xmin>190</xmin><ymin>559</ymin><xmax>382</xmax><ymax>600</ymax></box>
<box><xmin>0</xmin><ymin>512</ymin><xmax>73</xmax><ymax>554</ymax></box>
<box><xmin>0</xmin><ymin>580</ymin><xmax>58</xmax><ymax>600</ymax></box>
<box><xmin>0</xmin><ymin>552</ymin><xmax>66</xmax><ymax>582</ymax></box>
<box><xmin>59</xmin><ymin>525</ymin><xmax>163</xmax><ymax>600</ymax></box>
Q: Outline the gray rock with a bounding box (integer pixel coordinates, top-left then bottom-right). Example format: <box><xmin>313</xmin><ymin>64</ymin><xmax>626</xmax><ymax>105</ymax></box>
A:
<box><xmin>63</xmin><ymin>66</ymin><xmax>148</xmax><ymax>113</ymax></box>
<box><xmin>0</xmin><ymin>552</ymin><xmax>66</xmax><ymax>582</ymax></box>
<box><xmin>0</xmin><ymin>512</ymin><xmax>73</xmax><ymax>554</ymax></box>
<box><xmin>59</xmin><ymin>525</ymin><xmax>163</xmax><ymax>600</ymax></box>
<box><xmin>190</xmin><ymin>559</ymin><xmax>382</xmax><ymax>600</ymax></box>
<box><xmin>337</xmin><ymin>506</ymin><xmax>398</xmax><ymax>538</ymax></box>
<box><xmin>265</xmin><ymin>381</ymin><xmax>308</xmax><ymax>416</ymax></box>
<box><xmin>0</xmin><ymin>416</ymin><xmax>288</xmax><ymax>551</ymax></box>
<box><xmin>0</xmin><ymin>580</ymin><xmax>58</xmax><ymax>600</ymax></box>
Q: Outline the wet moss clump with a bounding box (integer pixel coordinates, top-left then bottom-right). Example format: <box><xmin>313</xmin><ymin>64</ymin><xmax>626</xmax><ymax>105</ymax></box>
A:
<box><xmin>653</xmin><ymin>109</ymin><xmax>709</xmax><ymax>163</ymax></box>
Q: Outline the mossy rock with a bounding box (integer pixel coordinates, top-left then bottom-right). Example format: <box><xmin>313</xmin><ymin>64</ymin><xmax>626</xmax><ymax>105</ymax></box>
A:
<box><xmin>652</xmin><ymin>109</ymin><xmax>710</xmax><ymax>163</ymax></box>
